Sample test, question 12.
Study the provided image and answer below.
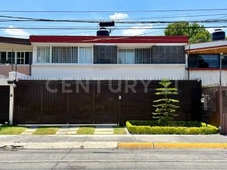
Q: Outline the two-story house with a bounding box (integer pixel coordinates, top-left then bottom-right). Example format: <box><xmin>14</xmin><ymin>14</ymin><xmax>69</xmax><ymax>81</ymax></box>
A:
<box><xmin>0</xmin><ymin>36</ymin><xmax>32</xmax><ymax>124</ymax></box>
<box><xmin>30</xmin><ymin>35</ymin><xmax>187</xmax><ymax>79</ymax></box>
<box><xmin>1</xmin><ymin>35</ymin><xmax>203</xmax><ymax>125</ymax></box>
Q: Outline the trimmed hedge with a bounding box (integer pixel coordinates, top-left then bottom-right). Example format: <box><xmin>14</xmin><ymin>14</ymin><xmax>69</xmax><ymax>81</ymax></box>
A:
<box><xmin>126</xmin><ymin>120</ymin><xmax>218</xmax><ymax>135</ymax></box>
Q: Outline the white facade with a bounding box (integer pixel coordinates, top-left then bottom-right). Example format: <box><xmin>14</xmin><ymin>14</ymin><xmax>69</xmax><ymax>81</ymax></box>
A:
<box><xmin>189</xmin><ymin>70</ymin><xmax>227</xmax><ymax>86</ymax></box>
<box><xmin>32</xmin><ymin>64</ymin><xmax>187</xmax><ymax>79</ymax></box>
<box><xmin>31</xmin><ymin>42</ymin><xmax>187</xmax><ymax>80</ymax></box>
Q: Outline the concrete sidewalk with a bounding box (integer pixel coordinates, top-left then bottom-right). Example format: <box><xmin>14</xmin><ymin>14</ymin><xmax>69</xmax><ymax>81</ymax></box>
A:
<box><xmin>0</xmin><ymin>134</ymin><xmax>227</xmax><ymax>149</ymax></box>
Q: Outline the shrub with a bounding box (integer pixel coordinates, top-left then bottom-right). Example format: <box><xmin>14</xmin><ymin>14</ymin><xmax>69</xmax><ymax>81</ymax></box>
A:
<box><xmin>129</xmin><ymin>120</ymin><xmax>202</xmax><ymax>127</ymax></box>
<box><xmin>126</xmin><ymin>120</ymin><xmax>218</xmax><ymax>135</ymax></box>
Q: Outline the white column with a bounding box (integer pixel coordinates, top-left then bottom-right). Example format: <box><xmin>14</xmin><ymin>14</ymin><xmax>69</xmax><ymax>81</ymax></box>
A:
<box><xmin>9</xmin><ymin>85</ymin><xmax>14</xmax><ymax>125</ymax></box>
<box><xmin>33</xmin><ymin>46</ymin><xmax>38</xmax><ymax>63</ymax></box>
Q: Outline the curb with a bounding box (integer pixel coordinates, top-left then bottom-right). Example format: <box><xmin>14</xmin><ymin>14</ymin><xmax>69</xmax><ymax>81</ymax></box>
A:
<box><xmin>118</xmin><ymin>142</ymin><xmax>227</xmax><ymax>149</ymax></box>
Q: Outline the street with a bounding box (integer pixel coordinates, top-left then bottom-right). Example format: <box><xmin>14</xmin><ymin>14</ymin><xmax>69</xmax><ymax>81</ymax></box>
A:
<box><xmin>0</xmin><ymin>148</ymin><xmax>227</xmax><ymax>170</ymax></box>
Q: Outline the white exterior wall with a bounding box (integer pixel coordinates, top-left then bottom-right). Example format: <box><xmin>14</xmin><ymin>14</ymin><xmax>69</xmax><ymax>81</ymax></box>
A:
<box><xmin>32</xmin><ymin>64</ymin><xmax>187</xmax><ymax>79</ymax></box>
<box><xmin>189</xmin><ymin>70</ymin><xmax>227</xmax><ymax>86</ymax></box>
<box><xmin>31</xmin><ymin>42</ymin><xmax>187</xmax><ymax>80</ymax></box>
<box><xmin>0</xmin><ymin>79</ymin><xmax>9</xmax><ymax>86</ymax></box>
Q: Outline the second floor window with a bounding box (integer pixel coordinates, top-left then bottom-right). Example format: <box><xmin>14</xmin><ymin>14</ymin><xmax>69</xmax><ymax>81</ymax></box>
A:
<box><xmin>79</xmin><ymin>47</ymin><xmax>92</xmax><ymax>64</ymax></box>
<box><xmin>37</xmin><ymin>46</ymin><xmax>50</xmax><ymax>63</ymax></box>
<box><xmin>37</xmin><ymin>46</ymin><xmax>92</xmax><ymax>64</ymax></box>
<box><xmin>188</xmin><ymin>54</ymin><xmax>222</xmax><ymax>68</ymax></box>
<box><xmin>118</xmin><ymin>48</ymin><xmax>151</xmax><ymax>64</ymax></box>
<box><xmin>0</xmin><ymin>51</ymin><xmax>31</xmax><ymax>64</ymax></box>
<box><xmin>119</xmin><ymin>49</ymin><xmax>135</xmax><ymax>64</ymax></box>
<box><xmin>52</xmin><ymin>47</ymin><xmax>78</xmax><ymax>63</ymax></box>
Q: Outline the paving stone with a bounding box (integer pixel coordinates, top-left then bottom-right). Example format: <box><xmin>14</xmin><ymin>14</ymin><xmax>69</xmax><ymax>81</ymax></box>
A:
<box><xmin>55</xmin><ymin>126</ymin><xmax>78</xmax><ymax>135</ymax></box>
<box><xmin>95</xmin><ymin>129</ymin><xmax>113</xmax><ymax>132</ymax></box>
<box><xmin>94</xmin><ymin>132</ymin><xmax>114</xmax><ymax>135</ymax></box>
<box><xmin>66</xmin><ymin>132</ymin><xmax>77</xmax><ymax>135</ymax></box>
<box><xmin>21</xmin><ymin>126</ymin><xmax>39</xmax><ymax>135</ymax></box>
<box><xmin>56</xmin><ymin>132</ymin><xmax>66</xmax><ymax>135</ymax></box>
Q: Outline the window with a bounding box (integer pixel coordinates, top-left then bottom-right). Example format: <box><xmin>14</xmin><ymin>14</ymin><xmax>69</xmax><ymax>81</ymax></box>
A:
<box><xmin>188</xmin><ymin>54</ymin><xmax>219</xmax><ymax>68</ymax></box>
<box><xmin>118</xmin><ymin>48</ymin><xmax>151</xmax><ymax>64</ymax></box>
<box><xmin>17</xmin><ymin>52</ymin><xmax>25</xmax><ymax>64</ymax></box>
<box><xmin>222</xmin><ymin>56</ymin><xmax>227</xmax><ymax>68</ymax></box>
<box><xmin>25</xmin><ymin>52</ymin><xmax>32</xmax><ymax>64</ymax></box>
<box><xmin>119</xmin><ymin>49</ymin><xmax>135</xmax><ymax>64</ymax></box>
<box><xmin>52</xmin><ymin>46</ymin><xmax>78</xmax><ymax>63</ymax></box>
<box><xmin>37</xmin><ymin>46</ymin><xmax>93</xmax><ymax>64</ymax></box>
<box><xmin>79</xmin><ymin>47</ymin><xmax>92</xmax><ymax>64</ymax></box>
<box><xmin>7</xmin><ymin>52</ymin><xmax>15</xmax><ymax>64</ymax></box>
<box><xmin>0</xmin><ymin>52</ymin><xmax>6</xmax><ymax>63</ymax></box>
<box><xmin>14</xmin><ymin>52</ymin><xmax>32</xmax><ymax>64</ymax></box>
<box><xmin>37</xmin><ymin>47</ymin><xmax>50</xmax><ymax>63</ymax></box>
<box><xmin>152</xmin><ymin>46</ymin><xmax>185</xmax><ymax>64</ymax></box>
<box><xmin>135</xmin><ymin>48</ymin><xmax>151</xmax><ymax>64</ymax></box>
<box><xmin>93</xmin><ymin>45</ymin><xmax>117</xmax><ymax>64</ymax></box>
<box><xmin>0</xmin><ymin>52</ymin><xmax>31</xmax><ymax>64</ymax></box>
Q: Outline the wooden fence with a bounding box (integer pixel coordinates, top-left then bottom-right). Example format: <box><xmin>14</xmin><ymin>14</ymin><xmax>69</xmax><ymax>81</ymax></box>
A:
<box><xmin>14</xmin><ymin>80</ymin><xmax>202</xmax><ymax>125</ymax></box>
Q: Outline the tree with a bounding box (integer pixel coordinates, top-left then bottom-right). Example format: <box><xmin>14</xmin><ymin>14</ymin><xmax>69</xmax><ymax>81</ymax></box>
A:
<box><xmin>152</xmin><ymin>79</ymin><xmax>179</xmax><ymax>124</ymax></box>
<box><xmin>164</xmin><ymin>22</ymin><xmax>211</xmax><ymax>43</ymax></box>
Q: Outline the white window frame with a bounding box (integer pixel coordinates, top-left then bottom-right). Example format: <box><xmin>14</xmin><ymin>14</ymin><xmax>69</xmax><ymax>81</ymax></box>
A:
<box><xmin>118</xmin><ymin>48</ymin><xmax>135</xmax><ymax>64</ymax></box>
<box><xmin>37</xmin><ymin>46</ymin><xmax>51</xmax><ymax>63</ymax></box>
<box><xmin>78</xmin><ymin>46</ymin><xmax>93</xmax><ymax>64</ymax></box>
<box><xmin>118</xmin><ymin>47</ymin><xmax>152</xmax><ymax>64</ymax></box>
<box><xmin>0</xmin><ymin>51</ymin><xmax>31</xmax><ymax>65</ymax></box>
<box><xmin>36</xmin><ymin>45</ymin><xmax>93</xmax><ymax>64</ymax></box>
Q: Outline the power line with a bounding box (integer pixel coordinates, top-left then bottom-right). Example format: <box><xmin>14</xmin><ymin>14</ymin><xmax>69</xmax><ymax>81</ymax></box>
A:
<box><xmin>1</xmin><ymin>15</ymin><xmax>227</xmax><ymax>24</ymax></box>
<box><xmin>0</xmin><ymin>26</ymin><xmax>226</xmax><ymax>30</ymax></box>
<box><xmin>128</xmin><ymin>13</ymin><xmax>227</xmax><ymax>20</ymax></box>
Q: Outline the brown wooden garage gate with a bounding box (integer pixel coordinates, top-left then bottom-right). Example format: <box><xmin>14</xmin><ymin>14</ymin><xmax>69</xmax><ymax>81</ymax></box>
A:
<box><xmin>14</xmin><ymin>80</ymin><xmax>202</xmax><ymax>125</ymax></box>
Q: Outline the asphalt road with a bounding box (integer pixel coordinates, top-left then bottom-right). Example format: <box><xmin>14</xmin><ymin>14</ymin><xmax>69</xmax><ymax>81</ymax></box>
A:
<box><xmin>0</xmin><ymin>148</ymin><xmax>227</xmax><ymax>170</ymax></box>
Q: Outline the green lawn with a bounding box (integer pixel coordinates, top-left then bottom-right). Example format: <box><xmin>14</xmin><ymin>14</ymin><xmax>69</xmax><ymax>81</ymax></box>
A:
<box><xmin>0</xmin><ymin>126</ymin><xmax>27</xmax><ymax>135</ymax></box>
<box><xmin>114</xmin><ymin>126</ymin><xmax>127</xmax><ymax>134</ymax></box>
<box><xmin>33</xmin><ymin>127</ymin><xmax>59</xmax><ymax>135</ymax></box>
<box><xmin>76</xmin><ymin>126</ymin><xmax>95</xmax><ymax>135</ymax></box>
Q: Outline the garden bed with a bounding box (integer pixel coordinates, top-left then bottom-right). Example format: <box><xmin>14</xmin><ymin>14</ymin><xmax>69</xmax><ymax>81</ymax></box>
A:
<box><xmin>126</xmin><ymin>120</ymin><xmax>218</xmax><ymax>134</ymax></box>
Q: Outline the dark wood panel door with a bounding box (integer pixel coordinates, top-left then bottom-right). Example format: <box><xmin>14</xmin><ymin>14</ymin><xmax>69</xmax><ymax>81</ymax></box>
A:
<box><xmin>94</xmin><ymin>84</ymin><xmax>119</xmax><ymax>124</ymax></box>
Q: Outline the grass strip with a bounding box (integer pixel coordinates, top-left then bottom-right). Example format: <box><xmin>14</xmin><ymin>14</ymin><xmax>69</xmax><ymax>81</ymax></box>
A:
<box><xmin>33</xmin><ymin>127</ymin><xmax>59</xmax><ymax>135</ymax></box>
<box><xmin>76</xmin><ymin>126</ymin><xmax>95</xmax><ymax>135</ymax></box>
<box><xmin>0</xmin><ymin>126</ymin><xmax>27</xmax><ymax>135</ymax></box>
<box><xmin>114</xmin><ymin>126</ymin><xmax>127</xmax><ymax>134</ymax></box>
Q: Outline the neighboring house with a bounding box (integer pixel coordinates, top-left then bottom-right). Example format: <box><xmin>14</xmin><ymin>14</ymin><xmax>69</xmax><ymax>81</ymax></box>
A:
<box><xmin>0</xmin><ymin>36</ymin><xmax>32</xmax><ymax>77</ymax></box>
<box><xmin>186</xmin><ymin>40</ymin><xmax>227</xmax><ymax>86</ymax></box>
<box><xmin>186</xmin><ymin>40</ymin><xmax>227</xmax><ymax>133</ymax></box>
<box><xmin>0</xmin><ymin>36</ymin><xmax>32</xmax><ymax>124</ymax></box>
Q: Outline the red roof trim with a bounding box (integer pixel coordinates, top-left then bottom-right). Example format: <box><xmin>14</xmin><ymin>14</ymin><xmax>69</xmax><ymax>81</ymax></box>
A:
<box><xmin>30</xmin><ymin>35</ymin><xmax>188</xmax><ymax>44</ymax></box>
